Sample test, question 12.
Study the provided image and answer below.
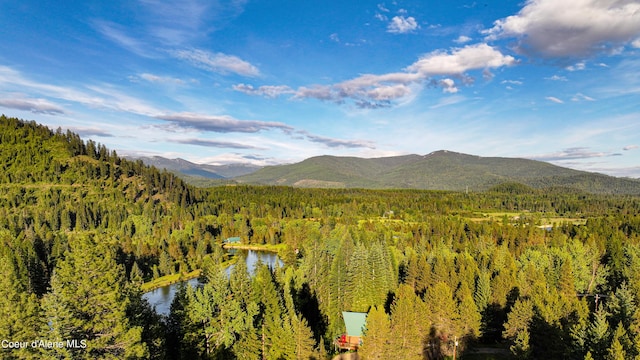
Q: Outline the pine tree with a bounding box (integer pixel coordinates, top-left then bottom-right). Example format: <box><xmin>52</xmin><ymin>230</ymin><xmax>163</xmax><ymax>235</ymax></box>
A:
<box><xmin>187</xmin><ymin>264</ymin><xmax>256</xmax><ymax>357</ymax></box>
<box><xmin>503</xmin><ymin>299</ymin><xmax>534</xmax><ymax>358</ymax></box>
<box><xmin>229</xmin><ymin>256</ymin><xmax>261</xmax><ymax>359</ymax></box>
<box><xmin>608</xmin><ymin>283</ymin><xmax>637</xmax><ymax>330</ymax></box>
<box><xmin>347</xmin><ymin>243</ymin><xmax>373</xmax><ymax>312</ymax></box>
<box><xmin>43</xmin><ymin>235</ymin><xmax>147</xmax><ymax>359</ymax></box>
<box><xmin>606</xmin><ymin>323</ymin><xmax>627</xmax><ymax>360</ymax></box>
<box><xmin>425</xmin><ymin>281</ymin><xmax>460</xmax><ymax>352</ymax></box>
<box><xmin>282</xmin><ymin>272</ymin><xmax>318</xmax><ymax>360</ymax></box>
<box><xmin>252</xmin><ymin>264</ymin><xmax>295</xmax><ymax>360</ymax></box>
<box><xmin>389</xmin><ymin>284</ymin><xmax>427</xmax><ymax>360</ymax></box>
<box><xmin>0</xmin><ymin>252</ymin><xmax>44</xmax><ymax>360</ymax></box>
<box><xmin>474</xmin><ymin>270</ymin><xmax>492</xmax><ymax>313</ymax></box>
<box><xmin>359</xmin><ymin>305</ymin><xmax>392</xmax><ymax>360</ymax></box>
<box><xmin>587</xmin><ymin>305</ymin><xmax>610</xmax><ymax>359</ymax></box>
<box><xmin>456</xmin><ymin>282</ymin><xmax>482</xmax><ymax>340</ymax></box>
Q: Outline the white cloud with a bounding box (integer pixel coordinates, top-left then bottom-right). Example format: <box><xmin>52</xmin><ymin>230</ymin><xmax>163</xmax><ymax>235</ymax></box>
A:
<box><xmin>375</xmin><ymin>13</ymin><xmax>388</xmax><ymax>22</ymax></box>
<box><xmin>571</xmin><ymin>93</ymin><xmax>595</xmax><ymax>102</ymax></box>
<box><xmin>245</xmin><ymin>43</ymin><xmax>514</xmax><ymax>108</ymax></box>
<box><xmin>0</xmin><ymin>65</ymin><xmax>160</xmax><ymax>116</ymax></box>
<box><xmin>527</xmin><ymin>147</ymin><xmax>621</xmax><ymax>161</ymax></box>
<box><xmin>0</xmin><ymin>95</ymin><xmax>66</xmax><ymax>115</ymax></box>
<box><xmin>173</xmin><ymin>49</ymin><xmax>260</xmax><ymax>77</ymax></box>
<box><xmin>233</xmin><ymin>84</ymin><xmax>295</xmax><ymax>98</ymax></box>
<box><xmin>438</xmin><ymin>78</ymin><xmax>458</xmax><ymax>93</ymax></box>
<box><xmin>545</xmin><ymin>96</ymin><xmax>564</xmax><ymax>104</ymax></box>
<box><xmin>387</xmin><ymin>16</ymin><xmax>419</xmax><ymax>34</ymax></box>
<box><xmin>303</xmin><ymin>133</ymin><xmax>376</xmax><ymax>149</ymax></box>
<box><xmin>330</xmin><ymin>33</ymin><xmax>340</xmax><ymax>43</ymax></box>
<box><xmin>634</xmin><ymin>38</ymin><xmax>640</xmax><ymax>48</ymax></box>
<box><xmin>406</xmin><ymin>43</ymin><xmax>516</xmax><ymax>75</ymax></box>
<box><xmin>130</xmin><ymin>73</ymin><xmax>192</xmax><ymax>85</ymax></box>
<box><xmin>546</xmin><ymin>75</ymin><xmax>567</xmax><ymax>81</ymax></box>
<box><xmin>501</xmin><ymin>80</ymin><xmax>523</xmax><ymax>85</ymax></box>
<box><xmin>484</xmin><ymin>0</ymin><xmax>640</xmax><ymax>58</ymax></box>
<box><xmin>155</xmin><ymin>112</ymin><xmax>293</xmax><ymax>133</ymax></box>
<box><xmin>566</xmin><ymin>61</ymin><xmax>586</xmax><ymax>71</ymax></box>
<box><xmin>623</xmin><ymin>145</ymin><xmax>639</xmax><ymax>151</ymax></box>
<box><xmin>454</xmin><ymin>35</ymin><xmax>472</xmax><ymax>44</ymax></box>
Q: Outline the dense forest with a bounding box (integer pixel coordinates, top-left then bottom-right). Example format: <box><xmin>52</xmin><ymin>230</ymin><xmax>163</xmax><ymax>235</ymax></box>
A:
<box><xmin>2</xmin><ymin>115</ymin><xmax>640</xmax><ymax>359</ymax></box>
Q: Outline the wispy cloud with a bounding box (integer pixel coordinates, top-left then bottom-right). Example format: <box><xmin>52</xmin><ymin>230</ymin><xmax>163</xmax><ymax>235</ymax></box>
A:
<box><xmin>545</xmin><ymin>96</ymin><xmax>564</xmax><ymax>104</ymax></box>
<box><xmin>624</xmin><ymin>145</ymin><xmax>639</xmax><ymax>151</ymax></box>
<box><xmin>0</xmin><ymin>65</ymin><xmax>160</xmax><ymax>116</ymax></box>
<box><xmin>171</xmin><ymin>138</ymin><xmax>265</xmax><ymax>149</ymax></box>
<box><xmin>571</xmin><ymin>93</ymin><xmax>595</xmax><ymax>102</ymax></box>
<box><xmin>501</xmin><ymin>80</ymin><xmax>523</xmax><ymax>86</ymax></box>
<box><xmin>173</xmin><ymin>49</ymin><xmax>260</xmax><ymax>77</ymax></box>
<box><xmin>454</xmin><ymin>35</ymin><xmax>472</xmax><ymax>44</ymax></box>
<box><xmin>429</xmin><ymin>95</ymin><xmax>466</xmax><ymax>109</ymax></box>
<box><xmin>238</xmin><ymin>43</ymin><xmax>515</xmax><ymax>108</ymax></box>
<box><xmin>0</xmin><ymin>95</ymin><xmax>66</xmax><ymax>115</ymax></box>
<box><xmin>232</xmin><ymin>84</ymin><xmax>295</xmax><ymax>98</ymax></box>
<box><xmin>566</xmin><ymin>62</ymin><xmax>586</xmax><ymax>71</ymax></box>
<box><xmin>155</xmin><ymin>112</ymin><xmax>293</xmax><ymax>133</ymax></box>
<box><xmin>137</xmin><ymin>0</ymin><xmax>211</xmax><ymax>45</ymax></box>
<box><xmin>545</xmin><ymin>75</ymin><xmax>567</xmax><ymax>81</ymax></box>
<box><xmin>387</xmin><ymin>16</ymin><xmax>419</xmax><ymax>34</ymax></box>
<box><xmin>527</xmin><ymin>147</ymin><xmax>622</xmax><ymax>161</ymax></box>
<box><xmin>67</xmin><ymin>127</ymin><xmax>114</xmax><ymax>137</ymax></box>
<box><xmin>303</xmin><ymin>133</ymin><xmax>376</xmax><ymax>149</ymax></box>
<box><xmin>93</xmin><ymin>20</ymin><xmax>155</xmax><ymax>58</ymax></box>
<box><xmin>130</xmin><ymin>73</ymin><xmax>194</xmax><ymax>85</ymax></box>
<box><xmin>484</xmin><ymin>0</ymin><xmax>640</xmax><ymax>58</ymax></box>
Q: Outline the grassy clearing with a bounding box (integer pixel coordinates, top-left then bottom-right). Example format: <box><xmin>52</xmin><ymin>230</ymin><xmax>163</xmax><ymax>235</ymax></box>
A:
<box><xmin>222</xmin><ymin>243</ymin><xmax>287</xmax><ymax>253</ymax></box>
<box><xmin>466</xmin><ymin>211</ymin><xmax>586</xmax><ymax>226</ymax></box>
<box><xmin>141</xmin><ymin>243</ymin><xmax>285</xmax><ymax>292</ymax></box>
<box><xmin>141</xmin><ymin>269</ymin><xmax>201</xmax><ymax>293</ymax></box>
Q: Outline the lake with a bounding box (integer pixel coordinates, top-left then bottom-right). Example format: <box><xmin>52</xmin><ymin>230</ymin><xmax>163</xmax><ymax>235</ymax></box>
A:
<box><xmin>142</xmin><ymin>249</ymin><xmax>282</xmax><ymax>316</ymax></box>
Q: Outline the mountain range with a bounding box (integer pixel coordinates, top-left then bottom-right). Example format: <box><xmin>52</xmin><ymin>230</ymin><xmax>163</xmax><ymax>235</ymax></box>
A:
<box><xmin>133</xmin><ymin>156</ymin><xmax>261</xmax><ymax>179</ymax></box>
<box><xmin>139</xmin><ymin>150</ymin><xmax>640</xmax><ymax>195</ymax></box>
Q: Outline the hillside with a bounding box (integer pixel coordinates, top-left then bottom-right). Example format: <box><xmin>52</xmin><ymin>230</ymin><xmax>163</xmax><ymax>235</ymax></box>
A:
<box><xmin>0</xmin><ymin>116</ymin><xmax>202</xmax><ymax>292</ymax></box>
<box><xmin>134</xmin><ymin>156</ymin><xmax>261</xmax><ymax>179</ymax></box>
<box><xmin>235</xmin><ymin>150</ymin><xmax>640</xmax><ymax>194</ymax></box>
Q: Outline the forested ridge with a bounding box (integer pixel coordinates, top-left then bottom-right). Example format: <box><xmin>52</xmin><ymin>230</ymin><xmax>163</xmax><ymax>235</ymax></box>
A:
<box><xmin>2</xmin><ymin>115</ymin><xmax>640</xmax><ymax>359</ymax></box>
<box><xmin>233</xmin><ymin>151</ymin><xmax>640</xmax><ymax>194</ymax></box>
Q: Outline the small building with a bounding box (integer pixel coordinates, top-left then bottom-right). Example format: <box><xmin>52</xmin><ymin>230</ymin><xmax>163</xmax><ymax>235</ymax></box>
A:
<box><xmin>224</xmin><ymin>236</ymin><xmax>241</xmax><ymax>244</ymax></box>
<box><xmin>334</xmin><ymin>311</ymin><xmax>367</xmax><ymax>351</ymax></box>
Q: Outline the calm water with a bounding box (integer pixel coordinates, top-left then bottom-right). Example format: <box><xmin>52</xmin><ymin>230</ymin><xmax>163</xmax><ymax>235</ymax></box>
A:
<box><xmin>142</xmin><ymin>250</ymin><xmax>282</xmax><ymax>316</ymax></box>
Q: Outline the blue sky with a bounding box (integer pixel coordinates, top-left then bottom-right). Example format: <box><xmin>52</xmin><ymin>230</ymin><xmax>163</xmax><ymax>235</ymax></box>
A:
<box><xmin>1</xmin><ymin>0</ymin><xmax>640</xmax><ymax>177</ymax></box>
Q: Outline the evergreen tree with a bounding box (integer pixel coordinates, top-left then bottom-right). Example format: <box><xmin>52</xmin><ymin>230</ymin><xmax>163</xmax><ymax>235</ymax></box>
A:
<box><xmin>389</xmin><ymin>284</ymin><xmax>427</xmax><ymax>360</ymax></box>
<box><xmin>186</xmin><ymin>264</ymin><xmax>255</xmax><ymax>357</ymax></box>
<box><xmin>474</xmin><ymin>270</ymin><xmax>491</xmax><ymax>313</ymax></box>
<box><xmin>503</xmin><ymin>299</ymin><xmax>534</xmax><ymax>358</ymax></box>
<box><xmin>346</xmin><ymin>243</ymin><xmax>371</xmax><ymax>312</ymax></box>
<box><xmin>359</xmin><ymin>305</ymin><xmax>392</xmax><ymax>360</ymax></box>
<box><xmin>606</xmin><ymin>323</ymin><xmax>627</xmax><ymax>360</ymax></box>
<box><xmin>425</xmin><ymin>281</ymin><xmax>460</xmax><ymax>353</ymax></box>
<box><xmin>252</xmin><ymin>264</ymin><xmax>295</xmax><ymax>360</ymax></box>
<box><xmin>0</xmin><ymin>252</ymin><xmax>44</xmax><ymax>360</ymax></box>
<box><xmin>587</xmin><ymin>305</ymin><xmax>611</xmax><ymax>359</ymax></box>
<box><xmin>608</xmin><ymin>283</ymin><xmax>637</xmax><ymax>330</ymax></box>
<box><xmin>456</xmin><ymin>282</ymin><xmax>482</xmax><ymax>340</ymax></box>
<box><xmin>43</xmin><ymin>235</ymin><xmax>147</xmax><ymax>359</ymax></box>
<box><xmin>229</xmin><ymin>256</ymin><xmax>261</xmax><ymax>360</ymax></box>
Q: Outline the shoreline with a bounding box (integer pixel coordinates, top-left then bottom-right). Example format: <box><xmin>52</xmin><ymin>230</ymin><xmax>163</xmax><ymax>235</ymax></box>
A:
<box><xmin>141</xmin><ymin>243</ymin><xmax>286</xmax><ymax>292</ymax></box>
